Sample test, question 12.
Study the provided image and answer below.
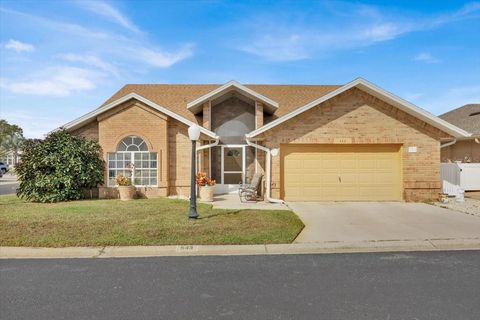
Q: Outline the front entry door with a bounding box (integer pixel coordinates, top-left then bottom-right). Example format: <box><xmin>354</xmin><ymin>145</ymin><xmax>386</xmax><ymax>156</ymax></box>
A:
<box><xmin>213</xmin><ymin>145</ymin><xmax>246</xmax><ymax>194</ymax></box>
<box><xmin>223</xmin><ymin>146</ymin><xmax>244</xmax><ymax>185</ymax></box>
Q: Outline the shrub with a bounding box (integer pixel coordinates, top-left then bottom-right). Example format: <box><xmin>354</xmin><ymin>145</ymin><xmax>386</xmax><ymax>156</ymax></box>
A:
<box><xmin>15</xmin><ymin>130</ymin><xmax>104</xmax><ymax>202</ymax></box>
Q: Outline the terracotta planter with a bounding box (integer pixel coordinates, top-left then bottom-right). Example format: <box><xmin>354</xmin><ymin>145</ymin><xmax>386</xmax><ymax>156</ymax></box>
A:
<box><xmin>118</xmin><ymin>185</ymin><xmax>136</xmax><ymax>201</ymax></box>
<box><xmin>199</xmin><ymin>185</ymin><xmax>215</xmax><ymax>202</ymax></box>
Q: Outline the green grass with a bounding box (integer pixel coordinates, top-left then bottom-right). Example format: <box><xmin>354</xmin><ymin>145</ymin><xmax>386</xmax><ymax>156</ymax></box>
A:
<box><xmin>0</xmin><ymin>195</ymin><xmax>304</xmax><ymax>247</ymax></box>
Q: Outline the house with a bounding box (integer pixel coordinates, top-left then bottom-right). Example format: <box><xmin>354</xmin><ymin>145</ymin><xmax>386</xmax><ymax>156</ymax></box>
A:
<box><xmin>0</xmin><ymin>150</ymin><xmax>20</xmax><ymax>170</ymax></box>
<box><xmin>439</xmin><ymin>104</ymin><xmax>480</xmax><ymax>163</ymax></box>
<box><xmin>61</xmin><ymin>78</ymin><xmax>471</xmax><ymax>202</ymax></box>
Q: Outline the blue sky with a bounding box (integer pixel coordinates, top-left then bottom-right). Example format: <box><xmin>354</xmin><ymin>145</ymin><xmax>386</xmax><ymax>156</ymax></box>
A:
<box><xmin>0</xmin><ymin>0</ymin><xmax>479</xmax><ymax>138</ymax></box>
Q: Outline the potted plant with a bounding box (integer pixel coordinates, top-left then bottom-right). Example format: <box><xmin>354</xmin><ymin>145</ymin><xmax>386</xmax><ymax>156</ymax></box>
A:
<box><xmin>196</xmin><ymin>172</ymin><xmax>216</xmax><ymax>202</ymax></box>
<box><xmin>116</xmin><ymin>174</ymin><xmax>136</xmax><ymax>201</ymax></box>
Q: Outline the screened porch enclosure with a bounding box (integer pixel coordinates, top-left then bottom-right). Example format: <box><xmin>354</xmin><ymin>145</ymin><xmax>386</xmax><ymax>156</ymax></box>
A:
<box><xmin>209</xmin><ymin>94</ymin><xmax>258</xmax><ymax>193</ymax></box>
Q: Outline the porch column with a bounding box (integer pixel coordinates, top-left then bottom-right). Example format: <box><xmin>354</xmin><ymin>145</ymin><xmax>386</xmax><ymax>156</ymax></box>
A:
<box><xmin>255</xmin><ymin>101</ymin><xmax>263</xmax><ymax>128</ymax></box>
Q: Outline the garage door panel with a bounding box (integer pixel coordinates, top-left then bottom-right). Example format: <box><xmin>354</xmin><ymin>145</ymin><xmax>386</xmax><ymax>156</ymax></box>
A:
<box><xmin>358</xmin><ymin>159</ymin><xmax>376</xmax><ymax>169</ymax></box>
<box><xmin>304</xmin><ymin>159</ymin><xmax>322</xmax><ymax>169</ymax></box>
<box><xmin>375</xmin><ymin>172</ymin><xmax>395</xmax><ymax>184</ymax></box>
<box><xmin>321</xmin><ymin>173</ymin><xmax>340</xmax><ymax>183</ymax></box>
<box><xmin>377</xmin><ymin>159</ymin><xmax>394</xmax><ymax>169</ymax></box>
<box><xmin>340</xmin><ymin>172</ymin><xmax>356</xmax><ymax>184</ymax></box>
<box><xmin>357</xmin><ymin>172</ymin><xmax>375</xmax><ymax>184</ymax></box>
<box><xmin>323</xmin><ymin>159</ymin><xmax>338</xmax><ymax>169</ymax></box>
<box><xmin>340</xmin><ymin>159</ymin><xmax>356</xmax><ymax>169</ymax></box>
<box><xmin>285</xmin><ymin>175</ymin><xmax>303</xmax><ymax>183</ymax></box>
<box><xmin>282</xmin><ymin>144</ymin><xmax>402</xmax><ymax>201</ymax></box>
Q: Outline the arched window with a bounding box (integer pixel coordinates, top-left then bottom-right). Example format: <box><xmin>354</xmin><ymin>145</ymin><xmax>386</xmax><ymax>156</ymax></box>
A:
<box><xmin>107</xmin><ymin>136</ymin><xmax>158</xmax><ymax>187</ymax></box>
<box><xmin>116</xmin><ymin>136</ymin><xmax>148</xmax><ymax>151</ymax></box>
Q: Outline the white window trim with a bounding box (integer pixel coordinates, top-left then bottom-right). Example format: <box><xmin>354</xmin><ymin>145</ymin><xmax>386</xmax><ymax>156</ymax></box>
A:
<box><xmin>107</xmin><ymin>150</ymin><xmax>158</xmax><ymax>188</ymax></box>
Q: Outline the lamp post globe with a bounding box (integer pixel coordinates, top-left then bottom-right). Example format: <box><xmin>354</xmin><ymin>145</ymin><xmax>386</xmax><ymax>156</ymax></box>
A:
<box><xmin>188</xmin><ymin>125</ymin><xmax>201</xmax><ymax>141</ymax></box>
<box><xmin>188</xmin><ymin>125</ymin><xmax>201</xmax><ymax>219</ymax></box>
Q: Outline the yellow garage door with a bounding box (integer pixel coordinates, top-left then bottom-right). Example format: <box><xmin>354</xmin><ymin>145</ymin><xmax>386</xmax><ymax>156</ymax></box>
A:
<box><xmin>282</xmin><ymin>144</ymin><xmax>402</xmax><ymax>201</ymax></box>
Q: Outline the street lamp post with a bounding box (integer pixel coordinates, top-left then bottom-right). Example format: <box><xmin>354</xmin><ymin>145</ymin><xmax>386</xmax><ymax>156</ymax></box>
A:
<box><xmin>187</xmin><ymin>125</ymin><xmax>201</xmax><ymax>219</ymax></box>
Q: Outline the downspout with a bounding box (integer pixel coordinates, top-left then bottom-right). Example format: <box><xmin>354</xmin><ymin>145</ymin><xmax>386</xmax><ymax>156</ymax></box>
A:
<box><xmin>440</xmin><ymin>139</ymin><xmax>457</xmax><ymax>148</ymax></box>
<box><xmin>245</xmin><ymin>137</ymin><xmax>284</xmax><ymax>204</ymax></box>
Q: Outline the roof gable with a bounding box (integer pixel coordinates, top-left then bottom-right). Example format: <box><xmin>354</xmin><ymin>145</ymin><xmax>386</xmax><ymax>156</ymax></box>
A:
<box><xmin>186</xmin><ymin>80</ymin><xmax>279</xmax><ymax>113</ymax></box>
<box><xmin>246</xmin><ymin>78</ymin><xmax>471</xmax><ymax>139</ymax></box>
<box><xmin>61</xmin><ymin>93</ymin><xmax>219</xmax><ymax>139</ymax></box>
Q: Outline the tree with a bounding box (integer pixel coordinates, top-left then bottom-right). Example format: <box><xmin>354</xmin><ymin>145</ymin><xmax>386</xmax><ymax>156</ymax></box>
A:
<box><xmin>15</xmin><ymin>130</ymin><xmax>105</xmax><ymax>202</ymax></box>
<box><xmin>0</xmin><ymin>119</ymin><xmax>24</xmax><ymax>161</ymax></box>
<box><xmin>2</xmin><ymin>132</ymin><xmax>25</xmax><ymax>166</ymax></box>
<box><xmin>0</xmin><ymin>119</ymin><xmax>23</xmax><ymax>144</ymax></box>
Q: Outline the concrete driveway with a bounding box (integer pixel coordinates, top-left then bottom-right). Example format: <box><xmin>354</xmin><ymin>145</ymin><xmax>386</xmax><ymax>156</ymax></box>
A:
<box><xmin>288</xmin><ymin>202</ymin><xmax>480</xmax><ymax>243</ymax></box>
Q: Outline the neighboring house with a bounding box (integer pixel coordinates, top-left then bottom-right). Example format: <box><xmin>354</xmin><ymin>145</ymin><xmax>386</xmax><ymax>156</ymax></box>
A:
<box><xmin>61</xmin><ymin>78</ymin><xmax>470</xmax><ymax>202</ymax></box>
<box><xmin>0</xmin><ymin>150</ymin><xmax>20</xmax><ymax>170</ymax></box>
<box><xmin>439</xmin><ymin>104</ymin><xmax>480</xmax><ymax>163</ymax></box>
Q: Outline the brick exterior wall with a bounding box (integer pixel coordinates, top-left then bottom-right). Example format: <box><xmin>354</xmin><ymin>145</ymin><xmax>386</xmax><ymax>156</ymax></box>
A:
<box><xmin>71</xmin><ymin>121</ymin><xmax>99</xmax><ymax>141</ymax></box>
<box><xmin>260</xmin><ymin>88</ymin><xmax>451</xmax><ymax>202</ymax></box>
<box><xmin>96</xmin><ymin>100</ymin><xmax>169</xmax><ymax>198</ymax></box>
<box><xmin>254</xmin><ymin>101</ymin><xmax>266</xmax><ymax>188</ymax></box>
<box><xmin>201</xmin><ymin>102</ymin><xmax>211</xmax><ymax>177</ymax></box>
<box><xmin>168</xmin><ymin>120</ymin><xmax>194</xmax><ymax>196</ymax></box>
<box><xmin>255</xmin><ymin>101</ymin><xmax>264</xmax><ymax>128</ymax></box>
<box><xmin>441</xmin><ymin>140</ymin><xmax>480</xmax><ymax>163</ymax></box>
<box><xmin>70</xmin><ymin>87</ymin><xmax>452</xmax><ymax>202</ymax></box>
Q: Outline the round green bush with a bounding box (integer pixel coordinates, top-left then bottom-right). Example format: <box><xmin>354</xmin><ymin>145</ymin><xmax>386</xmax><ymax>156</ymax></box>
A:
<box><xmin>16</xmin><ymin>130</ymin><xmax>104</xmax><ymax>202</ymax></box>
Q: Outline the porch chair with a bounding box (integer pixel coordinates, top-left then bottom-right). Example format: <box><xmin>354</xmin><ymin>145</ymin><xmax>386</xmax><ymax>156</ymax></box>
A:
<box><xmin>238</xmin><ymin>173</ymin><xmax>264</xmax><ymax>202</ymax></box>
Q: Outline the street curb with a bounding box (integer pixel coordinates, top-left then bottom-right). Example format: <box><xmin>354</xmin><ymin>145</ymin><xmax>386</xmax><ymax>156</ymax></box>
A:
<box><xmin>1</xmin><ymin>238</ymin><xmax>480</xmax><ymax>259</ymax></box>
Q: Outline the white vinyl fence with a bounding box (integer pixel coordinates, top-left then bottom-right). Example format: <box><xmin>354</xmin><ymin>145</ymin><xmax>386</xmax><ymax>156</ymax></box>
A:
<box><xmin>441</xmin><ymin>162</ymin><xmax>480</xmax><ymax>196</ymax></box>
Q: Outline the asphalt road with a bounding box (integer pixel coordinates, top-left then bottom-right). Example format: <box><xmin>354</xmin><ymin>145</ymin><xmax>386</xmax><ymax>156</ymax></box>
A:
<box><xmin>0</xmin><ymin>182</ymin><xmax>18</xmax><ymax>195</ymax></box>
<box><xmin>1</xmin><ymin>251</ymin><xmax>480</xmax><ymax>320</ymax></box>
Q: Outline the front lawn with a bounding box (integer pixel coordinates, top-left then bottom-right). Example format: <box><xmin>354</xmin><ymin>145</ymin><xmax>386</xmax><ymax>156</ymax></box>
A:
<box><xmin>0</xmin><ymin>195</ymin><xmax>303</xmax><ymax>247</ymax></box>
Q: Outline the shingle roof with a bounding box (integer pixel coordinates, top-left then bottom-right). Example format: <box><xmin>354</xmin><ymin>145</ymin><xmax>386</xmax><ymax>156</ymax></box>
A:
<box><xmin>100</xmin><ymin>84</ymin><xmax>342</xmax><ymax>122</ymax></box>
<box><xmin>439</xmin><ymin>104</ymin><xmax>480</xmax><ymax>135</ymax></box>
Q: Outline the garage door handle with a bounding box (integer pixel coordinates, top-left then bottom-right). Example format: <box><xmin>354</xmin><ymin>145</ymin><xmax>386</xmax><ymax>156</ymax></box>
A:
<box><xmin>339</xmin><ymin>176</ymin><xmax>341</xmax><ymax>183</ymax></box>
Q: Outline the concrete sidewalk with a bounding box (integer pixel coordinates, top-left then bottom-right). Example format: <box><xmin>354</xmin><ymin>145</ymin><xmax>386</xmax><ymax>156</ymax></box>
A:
<box><xmin>1</xmin><ymin>238</ymin><xmax>479</xmax><ymax>259</ymax></box>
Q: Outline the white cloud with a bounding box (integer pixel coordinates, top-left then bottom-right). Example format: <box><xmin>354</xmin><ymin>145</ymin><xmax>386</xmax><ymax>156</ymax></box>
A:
<box><xmin>360</xmin><ymin>23</ymin><xmax>403</xmax><ymax>42</ymax></box>
<box><xmin>136</xmin><ymin>44</ymin><xmax>194</xmax><ymax>68</ymax></box>
<box><xmin>58</xmin><ymin>53</ymin><xmax>119</xmax><ymax>76</ymax></box>
<box><xmin>0</xmin><ymin>7</ymin><xmax>193</xmax><ymax>70</ymax></box>
<box><xmin>241</xmin><ymin>34</ymin><xmax>308</xmax><ymax>62</ymax></box>
<box><xmin>0</xmin><ymin>67</ymin><xmax>99</xmax><ymax>97</ymax></box>
<box><xmin>75</xmin><ymin>0</ymin><xmax>140</xmax><ymax>33</ymax></box>
<box><xmin>411</xmin><ymin>85</ymin><xmax>480</xmax><ymax>115</ymax></box>
<box><xmin>239</xmin><ymin>2</ymin><xmax>480</xmax><ymax>61</ymax></box>
<box><xmin>4</xmin><ymin>39</ymin><xmax>35</xmax><ymax>52</ymax></box>
<box><xmin>414</xmin><ymin>52</ymin><xmax>441</xmax><ymax>63</ymax></box>
<box><xmin>0</xmin><ymin>110</ymin><xmax>60</xmax><ymax>139</ymax></box>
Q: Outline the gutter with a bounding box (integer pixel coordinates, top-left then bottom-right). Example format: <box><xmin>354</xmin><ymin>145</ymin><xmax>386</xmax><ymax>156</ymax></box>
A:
<box><xmin>440</xmin><ymin>139</ymin><xmax>457</xmax><ymax>148</ymax></box>
<box><xmin>245</xmin><ymin>137</ymin><xmax>284</xmax><ymax>204</ymax></box>
<box><xmin>197</xmin><ymin>138</ymin><xmax>219</xmax><ymax>151</ymax></box>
